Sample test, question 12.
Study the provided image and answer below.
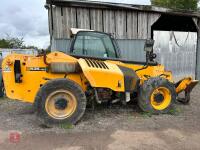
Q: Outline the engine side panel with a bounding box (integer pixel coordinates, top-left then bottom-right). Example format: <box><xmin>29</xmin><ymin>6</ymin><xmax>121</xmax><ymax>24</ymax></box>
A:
<box><xmin>78</xmin><ymin>58</ymin><xmax>125</xmax><ymax>92</ymax></box>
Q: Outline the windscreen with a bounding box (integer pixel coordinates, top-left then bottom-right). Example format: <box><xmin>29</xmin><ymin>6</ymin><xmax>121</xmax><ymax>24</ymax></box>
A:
<box><xmin>72</xmin><ymin>31</ymin><xmax>117</xmax><ymax>58</ymax></box>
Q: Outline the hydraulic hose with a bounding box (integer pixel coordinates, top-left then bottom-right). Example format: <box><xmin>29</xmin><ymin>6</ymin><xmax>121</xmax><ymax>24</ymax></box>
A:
<box><xmin>43</xmin><ymin>50</ymin><xmax>50</xmax><ymax>65</ymax></box>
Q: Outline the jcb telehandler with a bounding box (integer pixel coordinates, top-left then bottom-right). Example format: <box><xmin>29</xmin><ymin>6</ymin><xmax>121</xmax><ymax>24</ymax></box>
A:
<box><xmin>2</xmin><ymin>28</ymin><xmax>198</xmax><ymax>124</ymax></box>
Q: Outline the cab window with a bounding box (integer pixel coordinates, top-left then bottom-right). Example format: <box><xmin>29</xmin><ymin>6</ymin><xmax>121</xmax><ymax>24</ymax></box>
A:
<box><xmin>72</xmin><ymin>31</ymin><xmax>117</xmax><ymax>58</ymax></box>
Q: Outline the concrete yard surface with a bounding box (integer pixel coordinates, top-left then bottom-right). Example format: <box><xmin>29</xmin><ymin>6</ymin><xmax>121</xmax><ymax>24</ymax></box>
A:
<box><xmin>0</xmin><ymin>85</ymin><xmax>200</xmax><ymax>150</ymax></box>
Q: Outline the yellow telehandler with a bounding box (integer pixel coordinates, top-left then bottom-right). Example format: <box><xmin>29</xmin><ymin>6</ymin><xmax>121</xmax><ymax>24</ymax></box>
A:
<box><xmin>2</xmin><ymin>28</ymin><xmax>198</xmax><ymax>124</ymax></box>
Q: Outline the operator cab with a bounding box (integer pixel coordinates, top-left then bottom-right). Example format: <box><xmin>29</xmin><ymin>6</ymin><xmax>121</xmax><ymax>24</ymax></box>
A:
<box><xmin>68</xmin><ymin>28</ymin><xmax>157</xmax><ymax>66</ymax></box>
<box><xmin>69</xmin><ymin>28</ymin><xmax>120</xmax><ymax>59</ymax></box>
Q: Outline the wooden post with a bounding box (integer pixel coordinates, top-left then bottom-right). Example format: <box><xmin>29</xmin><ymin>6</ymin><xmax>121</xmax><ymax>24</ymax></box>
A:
<box><xmin>196</xmin><ymin>18</ymin><xmax>200</xmax><ymax>80</ymax></box>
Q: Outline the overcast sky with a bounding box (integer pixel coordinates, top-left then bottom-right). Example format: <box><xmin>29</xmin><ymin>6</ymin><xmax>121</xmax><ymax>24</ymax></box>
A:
<box><xmin>0</xmin><ymin>0</ymin><xmax>150</xmax><ymax>48</ymax></box>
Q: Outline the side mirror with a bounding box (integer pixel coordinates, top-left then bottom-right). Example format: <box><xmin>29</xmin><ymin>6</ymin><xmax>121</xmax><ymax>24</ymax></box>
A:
<box><xmin>144</xmin><ymin>39</ymin><xmax>154</xmax><ymax>52</ymax></box>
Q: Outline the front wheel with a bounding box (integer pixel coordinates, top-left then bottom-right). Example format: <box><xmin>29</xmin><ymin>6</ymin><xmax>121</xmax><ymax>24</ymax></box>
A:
<box><xmin>138</xmin><ymin>77</ymin><xmax>176</xmax><ymax>114</ymax></box>
<box><xmin>35</xmin><ymin>79</ymin><xmax>87</xmax><ymax>125</ymax></box>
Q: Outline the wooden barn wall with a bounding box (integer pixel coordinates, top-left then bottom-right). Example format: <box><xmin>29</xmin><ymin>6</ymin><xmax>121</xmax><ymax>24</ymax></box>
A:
<box><xmin>49</xmin><ymin>6</ymin><xmax>160</xmax><ymax>39</ymax></box>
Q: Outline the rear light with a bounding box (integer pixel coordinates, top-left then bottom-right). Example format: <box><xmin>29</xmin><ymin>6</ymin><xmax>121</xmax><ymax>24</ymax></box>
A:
<box><xmin>6</xmin><ymin>59</ymin><xmax>13</xmax><ymax>66</ymax></box>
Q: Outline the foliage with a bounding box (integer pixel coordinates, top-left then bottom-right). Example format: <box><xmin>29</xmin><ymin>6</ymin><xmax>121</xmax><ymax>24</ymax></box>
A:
<box><xmin>0</xmin><ymin>39</ymin><xmax>11</xmax><ymax>48</ymax></box>
<box><xmin>151</xmin><ymin>0</ymin><xmax>199</xmax><ymax>10</ymax></box>
<box><xmin>8</xmin><ymin>37</ymin><xmax>24</xmax><ymax>49</ymax></box>
<box><xmin>0</xmin><ymin>36</ymin><xmax>39</xmax><ymax>49</ymax></box>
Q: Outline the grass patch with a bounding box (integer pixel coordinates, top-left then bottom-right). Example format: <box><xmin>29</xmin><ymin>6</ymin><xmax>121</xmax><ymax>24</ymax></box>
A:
<box><xmin>168</xmin><ymin>107</ymin><xmax>182</xmax><ymax>116</ymax></box>
<box><xmin>141</xmin><ymin>112</ymin><xmax>153</xmax><ymax>118</ymax></box>
<box><xmin>59</xmin><ymin>123</ymin><xmax>74</xmax><ymax>129</ymax></box>
<box><xmin>140</xmin><ymin>107</ymin><xmax>182</xmax><ymax>117</ymax></box>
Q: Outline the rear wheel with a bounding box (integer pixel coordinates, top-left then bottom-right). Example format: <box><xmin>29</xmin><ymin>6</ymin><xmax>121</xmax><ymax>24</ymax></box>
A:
<box><xmin>35</xmin><ymin>79</ymin><xmax>87</xmax><ymax>125</ymax></box>
<box><xmin>138</xmin><ymin>77</ymin><xmax>176</xmax><ymax>114</ymax></box>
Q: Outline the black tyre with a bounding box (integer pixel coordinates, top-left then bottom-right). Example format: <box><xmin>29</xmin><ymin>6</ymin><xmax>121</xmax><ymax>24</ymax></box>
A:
<box><xmin>138</xmin><ymin>77</ymin><xmax>176</xmax><ymax>114</ymax></box>
<box><xmin>35</xmin><ymin>78</ymin><xmax>87</xmax><ymax>125</ymax></box>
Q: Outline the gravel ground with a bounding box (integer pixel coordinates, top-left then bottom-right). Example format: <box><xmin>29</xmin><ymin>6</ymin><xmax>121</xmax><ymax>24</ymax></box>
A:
<box><xmin>0</xmin><ymin>85</ymin><xmax>200</xmax><ymax>150</ymax></box>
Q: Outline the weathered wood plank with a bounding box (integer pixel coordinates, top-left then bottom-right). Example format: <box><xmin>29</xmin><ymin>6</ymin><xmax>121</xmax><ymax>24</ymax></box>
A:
<box><xmin>138</xmin><ymin>12</ymin><xmax>148</xmax><ymax>39</ymax></box>
<box><xmin>103</xmin><ymin>9</ymin><xmax>115</xmax><ymax>34</ymax></box>
<box><xmin>63</xmin><ymin>7</ymin><xmax>77</xmax><ymax>38</ymax></box>
<box><xmin>52</xmin><ymin>7</ymin><xmax>64</xmax><ymax>39</ymax></box>
<box><xmin>115</xmin><ymin>10</ymin><xmax>127</xmax><ymax>39</ymax></box>
<box><xmin>52</xmin><ymin>7</ymin><xmax>58</xmax><ymax>38</ymax></box>
<box><xmin>127</xmin><ymin>11</ymin><xmax>138</xmax><ymax>39</ymax></box>
<box><xmin>48</xmin><ymin>8</ymin><xmax>52</xmax><ymax>36</ymax></box>
<box><xmin>90</xmin><ymin>9</ymin><xmax>103</xmax><ymax>31</ymax></box>
<box><xmin>147</xmin><ymin>13</ymin><xmax>160</xmax><ymax>38</ymax></box>
<box><xmin>77</xmin><ymin>8</ymin><xmax>90</xmax><ymax>29</ymax></box>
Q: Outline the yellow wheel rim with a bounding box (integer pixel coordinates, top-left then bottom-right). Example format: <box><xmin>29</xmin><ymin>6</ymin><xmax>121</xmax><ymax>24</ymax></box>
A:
<box><xmin>45</xmin><ymin>90</ymin><xmax>77</xmax><ymax>120</ymax></box>
<box><xmin>150</xmin><ymin>87</ymin><xmax>171</xmax><ymax>110</ymax></box>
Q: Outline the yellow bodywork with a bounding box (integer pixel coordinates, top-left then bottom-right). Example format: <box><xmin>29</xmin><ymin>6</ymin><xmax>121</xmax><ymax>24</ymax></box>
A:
<box><xmin>2</xmin><ymin>52</ymin><xmax>85</xmax><ymax>103</ymax></box>
<box><xmin>175</xmin><ymin>77</ymin><xmax>199</xmax><ymax>94</ymax></box>
<box><xmin>107</xmin><ymin>61</ymin><xmax>173</xmax><ymax>83</ymax></box>
<box><xmin>78</xmin><ymin>58</ymin><xmax>125</xmax><ymax>92</ymax></box>
<box><xmin>2</xmin><ymin>51</ymin><xmax>197</xmax><ymax>104</ymax></box>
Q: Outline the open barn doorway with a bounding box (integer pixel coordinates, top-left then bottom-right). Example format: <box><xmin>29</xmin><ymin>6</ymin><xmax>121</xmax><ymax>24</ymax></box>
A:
<box><xmin>152</xmin><ymin>14</ymin><xmax>198</xmax><ymax>81</ymax></box>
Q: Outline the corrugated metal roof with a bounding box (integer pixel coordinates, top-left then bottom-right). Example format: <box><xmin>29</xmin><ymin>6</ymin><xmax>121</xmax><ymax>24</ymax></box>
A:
<box><xmin>46</xmin><ymin>0</ymin><xmax>200</xmax><ymax>18</ymax></box>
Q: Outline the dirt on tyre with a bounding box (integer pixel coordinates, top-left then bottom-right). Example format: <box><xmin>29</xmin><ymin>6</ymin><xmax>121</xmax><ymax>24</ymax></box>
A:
<box><xmin>138</xmin><ymin>77</ymin><xmax>176</xmax><ymax>114</ymax></box>
<box><xmin>35</xmin><ymin>78</ymin><xmax>87</xmax><ymax>125</ymax></box>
